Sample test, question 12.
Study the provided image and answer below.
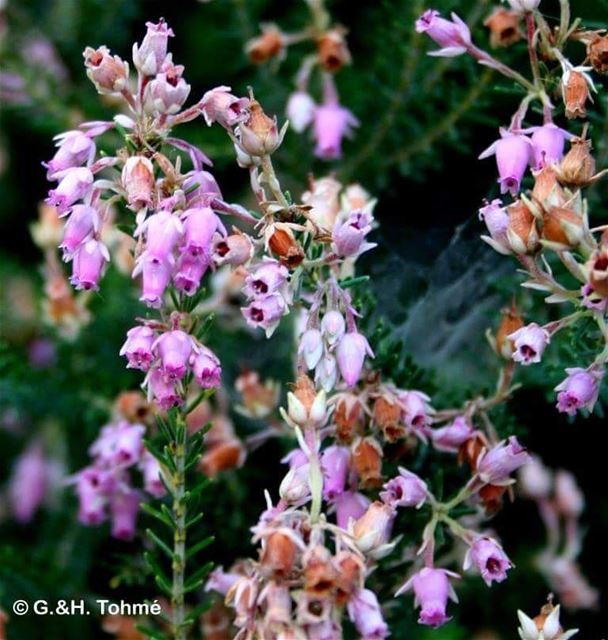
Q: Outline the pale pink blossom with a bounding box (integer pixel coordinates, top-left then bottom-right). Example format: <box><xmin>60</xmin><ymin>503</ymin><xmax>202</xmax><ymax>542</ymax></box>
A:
<box><xmin>70</xmin><ymin>238</ymin><xmax>109</xmax><ymax>291</ymax></box>
<box><xmin>46</xmin><ymin>167</ymin><xmax>94</xmax><ymax>214</ymax></box>
<box><xmin>415</xmin><ymin>10</ymin><xmax>471</xmax><ymax>57</ymax></box>
<box><xmin>132</xmin><ymin>19</ymin><xmax>174</xmax><ymax>76</ymax></box>
<box><xmin>336</xmin><ymin>331</ymin><xmax>373</xmax><ymax>387</ymax></box>
<box><xmin>380</xmin><ymin>467</ymin><xmax>428</xmax><ymax>508</ymax></box>
<box><xmin>555</xmin><ymin>367</ymin><xmax>603</xmax><ymax>416</ymax></box>
<box><xmin>464</xmin><ymin>537</ymin><xmax>512</xmax><ymax>586</ymax></box>
<box><xmin>509</xmin><ymin>322</ymin><xmax>551</xmax><ymax>365</ymax></box>
<box><xmin>479</xmin><ymin>130</ymin><xmax>532</xmax><ymax>196</ymax></box>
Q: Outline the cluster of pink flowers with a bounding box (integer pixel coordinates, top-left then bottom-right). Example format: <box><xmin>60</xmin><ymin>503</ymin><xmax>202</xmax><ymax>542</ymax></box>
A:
<box><xmin>72</xmin><ymin>418</ymin><xmax>164</xmax><ymax>540</ymax></box>
<box><xmin>121</xmin><ymin>321</ymin><xmax>221</xmax><ymax>410</ymax></box>
<box><xmin>419</xmin><ymin>2</ymin><xmax>608</xmax><ymax>419</ymax></box>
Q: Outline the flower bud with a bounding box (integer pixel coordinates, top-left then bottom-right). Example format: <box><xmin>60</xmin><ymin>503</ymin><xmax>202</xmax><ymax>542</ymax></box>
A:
<box><xmin>154</xmin><ymin>329</ymin><xmax>193</xmax><ymax>380</ymax></box>
<box><xmin>336</xmin><ymin>331</ymin><xmax>373</xmax><ymax>387</ymax></box>
<box><xmin>506</xmin><ymin>199</ymin><xmax>539</xmax><ymax>255</ymax></box>
<box><xmin>238</xmin><ymin>100</ymin><xmax>283</xmax><ymax>156</ymax></box>
<box><xmin>415</xmin><ymin>10</ymin><xmax>471</xmax><ymax>57</ymax></box>
<box><xmin>431</xmin><ymin>416</ymin><xmax>473</xmax><ymax>453</ymax></box>
<box><xmin>532</xmin><ymin>166</ymin><xmax>565</xmax><ymax>209</ymax></box>
<box><xmin>542</xmin><ymin>206</ymin><xmax>583</xmax><ymax>248</ymax></box>
<box><xmin>192</xmin><ymin>346</ymin><xmax>222</xmax><ymax>389</ymax></box>
<box><xmin>505</xmin><ymin>0</ymin><xmax>541</xmax><ymax>11</ymax></box>
<box><xmin>351</xmin><ymin>501</ymin><xmax>394</xmax><ymax>556</ymax></box>
<box><xmin>110</xmin><ymin>488</ymin><xmax>140</xmax><ymax>540</ymax></box>
<box><xmin>132</xmin><ymin>19</ymin><xmax>174</xmax><ymax>76</ymax></box>
<box><xmin>477</xmin><ymin>436</ymin><xmax>529</xmax><ymax>485</ymax></box>
<box><xmin>122</xmin><ymin>156</ymin><xmax>155</xmax><ymax>210</ymax></box>
<box><xmin>530</xmin><ymin>124</ymin><xmax>568</xmax><ymax>171</ymax></box>
<box><xmin>46</xmin><ymin>167</ymin><xmax>94</xmax><ymax>215</ymax></box>
<box><xmin>373</xmin><ymin>396</ymin><xmax>405</xmax><ymax>442</ymax></box>
<box><xmin>298</xmin><ymin>328</ymin><xmax>324</xmax><ymax>370</ymax></box>
<box><xmin>588</xmin><ymin>34</ymin><xmax>608</xmax><ymax>74</ymax></box>
<box><xmin>83</xmin><ymin>46</ymin><xmax>129</xmax><ymax>94</ymax></box>
<box><xmin>286</xmin><ymin>91</ymin><xmax>316</xmax><ymax>133</ymax></box>
<box><xmin>557</xmin><ymin>138</ymin><xmax>597</xmax><ymax>187</ymax></box>
<box><xmin>268</xmin><ymin>226</ymin><xmax>305</xmax><ymax>268</ymax></box>
<box><xmin>317</xmin><ymin>28</ymin><xmax>351</xmax><ymax>71</ymax></box>
<box><xmin>44</xmin><ymin>130</ymin><xmax>96</xmax><ymax>180</ymax></box>
<box><xmin>484</xmin><ymin>8</ymin><xmax>521</xmax><ymax>48</ymax></box>
<box><xmin>554</xmin><ymin>470</ymin><xmax>584</xmax><ymax>518</ymax></box>
<box><xmin>120</xmin><ymin>325</ymin><xmax>155</xmax><ymax>371</ymax></box>
<box><xmin>352</xmin><ymin>436</ymin><xmax>383</xmax><ymax>488</ymax></box>
<box><xmin>334</xmin><ymin>393</ymin><xmax>363</xmax><ymax>442</ymax></box>
<box><xmin>246</xmin><ymin>25</ymin><xmax>285</xmax><ymax>64</ymax></box>
<box><xmin>494</xmin><ymin>305</ymin><xmax>524</xmax><ymax>359</ymax></box>
<box><xmin>321</xmin><ymin>310</ymin><xmax>346</xmax><ymax>346</ymax></box>
<box><xmin>519</xmin><ymin>455</ymin><xmax>552</xmax><ymax>499</ymax></box>
<box><xmin>479</xmin><ymin>199</ymin><xmax>510</xmax><ymax>254</ymax></box>
<box><xmin>70</xmin><ymin>238</ymin><xmax>110</xmax><ymax>291</ymax></box>
<box><xmin>562</xmin><ymin>70</ymin><xmax>591</xmax><ymax>119</ymax></box>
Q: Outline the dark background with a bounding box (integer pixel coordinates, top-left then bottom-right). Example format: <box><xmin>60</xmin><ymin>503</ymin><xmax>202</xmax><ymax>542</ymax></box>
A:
<box><xmin>1</xmin><ymin>0</ymin><xmax>607</xmax><ymax>638</ymax></box>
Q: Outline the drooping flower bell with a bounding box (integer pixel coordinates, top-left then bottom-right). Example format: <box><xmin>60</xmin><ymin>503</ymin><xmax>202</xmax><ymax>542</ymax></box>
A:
<box><xmin>555</xmin><ymin>367</ymin><xmax>603</xmax><ymax>416</ymax></box>
<box><xmin>509</xmin><ymin>322</ymin><xmax>551</xmax><ymax>365</ymax></box>
<box><xmin>415</xmin><ymin>10</ymin><xmax>471</xmax><ymax>57</ymax></box>
<box><xmin>336</xmin><ymin>331</ymin><xmax>374</xmax><ymax>386</ymax></box>
<box><xmin>463</xmin><ymin>536</ymin><xmax>513</xmax><ymax>586</ymax></box>
<box><xmin>479</xmin><ymin>130</ymin><xmax>532</xmax><ymax>196</ymax></box>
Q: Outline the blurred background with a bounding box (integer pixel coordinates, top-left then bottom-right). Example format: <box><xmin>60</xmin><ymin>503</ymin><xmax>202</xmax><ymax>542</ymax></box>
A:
<box><xmin>1</xmin><ymin>0</ymin><xmax>607</xmax><ymax>638</ymax></box>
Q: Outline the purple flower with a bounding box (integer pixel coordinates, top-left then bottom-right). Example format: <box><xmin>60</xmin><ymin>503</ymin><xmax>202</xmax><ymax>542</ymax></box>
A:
<box><xmin>479</xmin><ymin>199</ymin><xmax>510</xmax><ymax>255</ymax></box>
<box><xmin>140</xmin><ymin>451</ymin><xmax>166</xmax><ymax>498</ymax></box>
<box><xmin>347</xmin><ymin>589</ymin><xmax>389</xmax><ymax>640</ymax></box>
<box><xmin>120</xmin><ymin>325</ymin><xmax>155</xmax><ymax>371</ymax></box>
<box><xmin>132</xmin><ymin>19</ymin><xmax>174</xmax><ymax>76</ymax></box>
<box><xmin>530</xmin><ymin>124</ymin><xmax>570</xmax><ymax>170</ymax></box>
<box><xmin>321</xmin><ymin>446</ymin><xmax>350</xmax><ymax>501</ymax></box>
<box><xmin>334</xmin><ymin>490</ymin><xmax>370</xmax><ymax>529</ymax></box>
<box><xmin>8</xmin><ymin>443</ymin><xmax>48</xmax><ymax>523</ymax></box>
<box><xmin>509</xmin><ymin>322</ymin><xmax>551</xmax><ymax>365</ymax></box>
<box><xmin>332</xmin><ymin>211</ymin><xmax>375</xmax><ymax>257</ymax></box>
<box><xmin>182</xmin><ymin>207</ymin><xmax>224</xmax><ymax>257</ymax></box>
<box><xmin>201</xmin><ymin>85</ymin><xmax>250</xmax><ymax>129</ymax></box>
<box><xmin>477</xmin><ymin>436</ymin><xmax>530</xmax><ymax>485</ymax></box>
<box><xmin>396</xmin><ymin>567</ymin><xmax>458</xmax><ymax>628</ymax></box>
<box><xmin>315</xmin><ymin>353</ymin><xmax>338</xmax><ymax>392</ymax></box>
<box><xmin>145</xmin><ymin>368</ymin><xmax>182</xmax><ymax>410</ymax></box>
<box><xmin>398</xmin><ymin>390</ymin><xmax>433</xmax><ymax>434</ymax></box>
<box><xmin>133</xmin><ymin>252</ymin><xmax>173</xmax><ymax>308</ymax></box>
<box><xmin>242</xmin><ymin>293</ymin><xmax>286</xmax><ymax>337</ymax></box>
<box><xmin>321</xmin><ymin>310</ymin><xmax>346</xmax><ymax>346</ymax></box>
<box><xmin>46</xmin><ymin>167</ymin><xmax>94</xmax><ymax>214</ymax></box>
<box><xmin>60</xmin><ymin>204</ymin><xmax>99</xmax><ymax>256</ymax></box>
<box><xmin>113</xmin><ymin>422</ymin><xmax>145</xmax><ymax>467</ymax></box>
<box><xmin>431</xmin><ymin>416</ymin><xmax>474</xmax><ymax>453</ymax></box>
<box><xmin>336</xmin><ymin>331</ymin><xmax>374</xmax><ymax>387</ymax></box>
<box><xmin>555</xmin><ymin>367</ymin><xmax>603</xmax><ymax>416</ymax></box>
<box><xmin>299</xmin><ymin>328</ymin><xmax>324</xmax><ymax>370</ymax></box>
<box><xmin>380</xmin><ymin>467</ymin><xmax>428</xmax><ymax>508</ymax></box>
<box><xmin>183</xmin><ymin>170</ymin><xmax>222</xmax><ymax>206</ymax></box>
<box><xmin>479</xmin><ymin>131</ymin><xmax>532</xmax><ymax>196</ymax></box>
<box><xmin>69</xmin><ymin>238</ymin><xmax>109</xmax><ymax>291</ymax></box>
<box><xmin>464</xmin><ymin>537</ymin><xmax>512</xmax><ymax>586</ymax></box>
<box><xmin>75</xmin><ymin>467</ymin><xmax>109</xmax><ymax>525</ymax></box>
<box><xmin>142</xmin><ymin>210</ymin><xmax>183</xmax><ymax>261</ymax></box>
<box><xmin>244</xmin><ymin>258</ymin><xmax>288</xmax><ymax>297</ymax></box>
<box><xmin>110</xmin><ymin>488</ymin><xmax>140</xmax><ymax>540</ymax></box>
<box><xmin>192</xmin><ymin>346</ymin><xmax>222</xmax><ymax>389</ymax></box>
<box><xmin>554</xmin><ymin>469</ymin><xmax>584</xmax><ymax>517</ymax></box>
<box><xmin>153</xmin><ymin>329</ymin><xmax>193</xmax><ymax>380</ymax></box>
<box><xmin>44</xmin><ymin>130</ymin><xmax>95</xmax><ymax>179</ymax></box>
<box><xmin>143</xmin><ymin>59</ymin><xmax>190</xmax><ymax>115</ymax></box>
<box><xmin>173</xmin><ymin>252</ymin><xmax>209</xmax><ymax>295</ymax></box>
<box><xmin>286</xmin><ymin>90</ymin><xmax>316</xmax><ymax>133</ymax></box>
<box><xmin>313</xmin><ymin>101</ymin><xmax>358</xmax><ymax>160</ymax></box>
<box><xmin>415</xmin><ymin>10</ymin><xmax>471</xmax><ymax>57</ymax></box>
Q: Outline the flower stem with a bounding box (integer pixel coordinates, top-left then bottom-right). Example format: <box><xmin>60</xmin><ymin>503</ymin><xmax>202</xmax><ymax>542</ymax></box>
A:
<box><xmin>171</xmin><ymin>417</ymin><xmax>187</xmax><ymax>640</ymax></box>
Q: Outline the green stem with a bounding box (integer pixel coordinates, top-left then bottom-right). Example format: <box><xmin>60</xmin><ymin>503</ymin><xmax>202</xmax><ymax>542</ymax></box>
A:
<box><xmin>171</xmin><ymin>418</ymin><xmax>187</xmax><ymax>640</ymax></box>
<box><xmin>260</xmin><ymin>154</ymin><xmax>290</xmax><ymax>210</ymax></box>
